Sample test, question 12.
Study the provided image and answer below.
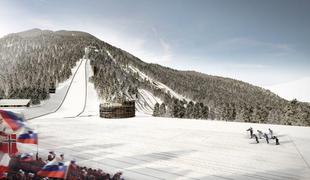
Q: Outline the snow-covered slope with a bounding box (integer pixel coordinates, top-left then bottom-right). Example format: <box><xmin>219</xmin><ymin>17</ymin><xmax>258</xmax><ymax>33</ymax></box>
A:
<box><xmin>266</xmin><ymin>77</ymin><xmax>310</xmax><ymax>103</ymax></box>
<box><xmin>20</xmin><ymin>116</ymin><xmax>310</xmax><ymax>180</ymax></box>
<box><xmin>42</xmin><ymin>59</ymin><xmax>87</xmax><ymax>118</ymax></box>
<box><xmin>128</xmin><ymin>65</ymin><xmax>189</xmax><ymax>101</ymax></box>
<box><xmin>104</xmin><ymin>48</ymin><xmax>178</xmax><ymax>114</ymax></box>
<box><xmin>135</xmin><ymin>89</ymin><xmax>162</xmax><ymax>115</ymax></box>
<box><xmin>80</xmin><ymin>59</ymin><xmax>100</xmax><ymax>117</ymax></box>
<box><xmin>125</xmin><ymin>64</ymin><xmax>192</xmax><ymax>114</ymax></box>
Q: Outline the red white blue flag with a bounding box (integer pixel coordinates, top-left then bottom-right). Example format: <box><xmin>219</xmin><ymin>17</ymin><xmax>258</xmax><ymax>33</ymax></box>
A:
<box><xmin>37</xmin><ymin>161</ymin><xmax>70</xmax><ymax>179</ymax></box>
<box><xmin>17</xmin><ymin>130</ymin><xmax>38</xmax><ymax>144</ymax></box>
<box><xmin>0</xmin><ymin>110</ymin><xmax>25</xmax><ymax>131</ymax></box>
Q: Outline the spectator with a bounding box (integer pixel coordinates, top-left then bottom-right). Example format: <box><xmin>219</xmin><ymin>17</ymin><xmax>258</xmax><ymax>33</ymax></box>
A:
<box><xmin>253</xmin><ymin>134</ymin><xmax>259</xmax><ymax>143</ymax></box>
<box><xmin>246</xmin><ymin>127</ymin><xmax>253</xmax><ymax>138</ymax></box>
<box><xmin>46</xmin><ymin>151</ymin><xmax>55</xmax><ymax>162</ymax></box>
<box><xmin>264</xmin><ymin>133</ymin><xmax>269</xmax><ymax>144</ymax></box>
<box><xmin>6</xmin><ymin>152</ymin><xmax>124</xmax><ymax>180</ymax></box>
<box><xmin>275</xmin><ymin>136</ymin><xmax>280</xmax><ymax>145</ymax></box>
<box><xmin>269</xmin><ymin>128</ymin><xmax>273</xmax><ymax>137</ymax></box>
<box><xmin>112</xmin><ymin>172</ymin><xmax>123</xmax><ymax>180</ymax></box>
<box><xmin>257</xmin><ymin>130</ymin><xmax>263</xmax><ymax>139</ymax></box>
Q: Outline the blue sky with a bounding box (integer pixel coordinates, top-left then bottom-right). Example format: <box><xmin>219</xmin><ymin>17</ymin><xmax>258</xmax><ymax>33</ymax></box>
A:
<box><xmin>1</xmin><ymin>0</ymin><xmax>310</xmax><ymax>87</ymax></box>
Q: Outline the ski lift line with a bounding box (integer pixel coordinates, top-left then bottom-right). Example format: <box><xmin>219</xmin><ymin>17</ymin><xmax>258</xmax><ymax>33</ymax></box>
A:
<box><xmin>26</xmin><ymin>59</ymin><xmax>84</xmax><ymax>120</ymax></box>
<box><xmin>288</xmin><ymin>135</ymin><xmax>310</xmax><ymax>169</ymax></box>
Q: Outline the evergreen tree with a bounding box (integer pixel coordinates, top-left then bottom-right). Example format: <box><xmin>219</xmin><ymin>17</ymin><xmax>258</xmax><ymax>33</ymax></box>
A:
<box><xmin>153</xmin><ymin>103</ymin><xmax>160</xmax><ymax>117</ymax></box>
<box><xmin>193</xmin><ymin>102</ymin><xmax>203</xmax><ymax>119</ymax></box>
<box><xmin>159</xmin><ymin>103</ymin><xmax>166</xmax><ymax>116</ymax></box>
<box><xmin>241</xmin><ymin>105</ymin><xmax>253</xmax><ymax>122</ymax></box>
<box><xmin>201</xmin><ymin>104</ymin><xmax>209</xmax><ymax>119</ymax></box>
<box><xmin>284</xmin><ymin>99</ymin><xmax>298</xmax><ymax>125</ymax></box>
<box><xmin>172</xmin><ymin>99</ymin><xmax>180</xmax><ymax>117</ymax></box>
<box><xmin>209</xmin><ymin>107</ymin><xmax>215</xmax><ymax>120</ymax></box>
<box><xmin>185</xmin><ymin>101</ymin><xmax>194</xmax><ymax>118</ymax></box>
<box><xmin>179</xmin><ymin>102</ymin><xmax>186</xmax><ymax>118</ymax></box>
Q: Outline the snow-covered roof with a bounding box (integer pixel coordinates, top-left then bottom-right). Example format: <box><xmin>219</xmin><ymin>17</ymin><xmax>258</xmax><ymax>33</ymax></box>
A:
<box><xmin>0</xmin><ymin>99</ymin><xmax>31</xmax><ymax>106</ymax></box>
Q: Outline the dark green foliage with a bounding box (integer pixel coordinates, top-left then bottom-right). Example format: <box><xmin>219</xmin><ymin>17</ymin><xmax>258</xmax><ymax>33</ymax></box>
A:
<box><xmin>153</xmin><ymin>103</ymin><xmax>160</xmax><ymax>117</ymax></box>
<box><xmin>159</xmin><ymin>103</ymin><xmax>167</xmax><ymax>116</ymax></box>
<box><xmin>201</xmin><ymin>104</ymin><xmax>209</xmax><ymax>119</ymax></box>
<box><xmin>185</xmin><ymin>101</ymin><xmax>194</xmax><ymax>118</ymax></box>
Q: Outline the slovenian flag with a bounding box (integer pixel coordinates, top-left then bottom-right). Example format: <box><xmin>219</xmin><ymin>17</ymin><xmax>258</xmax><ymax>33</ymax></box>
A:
<box><xmin>17</xmin><ymin>130</ymin><xmax>38</xmax><ymax>144</ymax></box>
<box><xmin>37</xmin><ymin>161</ymin><xmax>70</xmax><ymax>179</ymax></box>
<box><xmin>0</xmin><ymin>110</ymin><xmax>25</xmax><ymax>131</ymax></box>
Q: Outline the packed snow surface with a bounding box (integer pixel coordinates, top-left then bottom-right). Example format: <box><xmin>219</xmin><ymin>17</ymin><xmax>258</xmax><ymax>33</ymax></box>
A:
<box><xmin>20</xmin><ymin>116</ymin><xmax>310</xmax><ymax>180</ymax></box>
<box><xmin>42</xmin><ymin>59</ymin><xmax>87</xmax><ymax>118</ymax></box>
<box><xmin>15</xmin><ymin>54</ymin><xmax>310</xmax><ymax>179</ymax></box>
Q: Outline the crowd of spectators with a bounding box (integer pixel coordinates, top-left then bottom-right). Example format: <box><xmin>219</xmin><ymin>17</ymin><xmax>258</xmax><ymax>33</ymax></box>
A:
<box><xmin>2</xmin><ymin>152</ymin><xmax>124</xmax><ymax>180</ymax></box>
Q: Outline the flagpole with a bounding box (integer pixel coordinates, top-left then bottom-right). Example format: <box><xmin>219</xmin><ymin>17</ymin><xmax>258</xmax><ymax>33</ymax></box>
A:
<box><xmin>36</xmin><ymin>125</ymin><xmax>39</xmax><ymax>157</ymax></box>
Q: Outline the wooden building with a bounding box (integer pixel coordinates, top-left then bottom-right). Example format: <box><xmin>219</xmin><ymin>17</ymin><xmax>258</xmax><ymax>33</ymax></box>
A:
<box><xmin>0</xmin><ymin>99</ymin><xmax>31</xmax><ymax>108</ymax></box>
<box><xmin>100</xmin><ymin>100</ymin><xmax>135</xmax><ymax>118</ymax></box>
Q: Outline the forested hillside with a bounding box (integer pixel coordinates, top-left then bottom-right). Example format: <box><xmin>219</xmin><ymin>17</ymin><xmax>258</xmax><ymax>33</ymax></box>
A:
<box><xmin>89</xmin><ymin>39</ymin><xmax>310</xmax><ymax>126</ymax></box>
<box><xmin>0</xmin><ymin>29</ymin><xmax>98</xmax><ymax>103</ymax></box>
<box><xmin>0</xmin><ymin>29</ymin><xmax>309</xmax><ymax>126</ymax></box>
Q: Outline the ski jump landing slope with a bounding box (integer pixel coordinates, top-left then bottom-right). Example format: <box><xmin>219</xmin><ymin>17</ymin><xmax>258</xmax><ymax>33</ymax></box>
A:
<box><xmin>19</xmin><ymin>58</ymin><xmax>310</xmax><ymax>180</ymax></box>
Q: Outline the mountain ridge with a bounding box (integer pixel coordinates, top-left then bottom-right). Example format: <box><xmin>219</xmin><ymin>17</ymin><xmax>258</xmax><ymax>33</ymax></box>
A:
<box><xmin>0</xmin><ymin>29</ymin><xmax>309</xmax><ymax>126</ymax></box>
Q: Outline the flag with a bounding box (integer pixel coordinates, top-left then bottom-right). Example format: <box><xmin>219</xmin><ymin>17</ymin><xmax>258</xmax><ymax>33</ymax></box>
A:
<box><xmin>0</xmin><ymin>110</ymin><xmax>25</xmax><ymax>131</ymax></box>
<box><xmin>17</xmin><ymin>130</ymin><xmax>38</xmax><ymax>144</ymax></box>
<box><xmin>0</xmin><ymin>134</ymin><xmax>18</xmax><ymax>155</ymax></box>
<box><xmin>37</xmin><ymin>161</ymin><xmax>70</xmax><ymax>179</ymax></box>
<box><xmin>0</xmin><ymin>153</ymin><xmax>10</xmax><ymax>178</ymax></box>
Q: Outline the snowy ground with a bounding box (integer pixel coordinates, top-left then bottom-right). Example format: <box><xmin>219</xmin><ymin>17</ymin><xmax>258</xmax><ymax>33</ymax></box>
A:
<box><xmin>15</xmin><ymin>56</ymin><xmax>310</xmax><ymax>179</ymax></box>
<box><xmin>20</xmin><ymin>116</ymin><xmax>310</xmax><ymax>180</ymax></box>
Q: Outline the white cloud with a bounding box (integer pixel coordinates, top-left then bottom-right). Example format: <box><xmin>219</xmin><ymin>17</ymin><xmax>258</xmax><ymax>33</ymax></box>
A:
<box><xmin>228</xmin><ymin>63</ymin><xmax>266</xmax><ymax>69</ymax></box>
<box><xmin>214</xmin><ymin>37</ymin><xmax>295</xmax><ymax>55</ymax></box>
